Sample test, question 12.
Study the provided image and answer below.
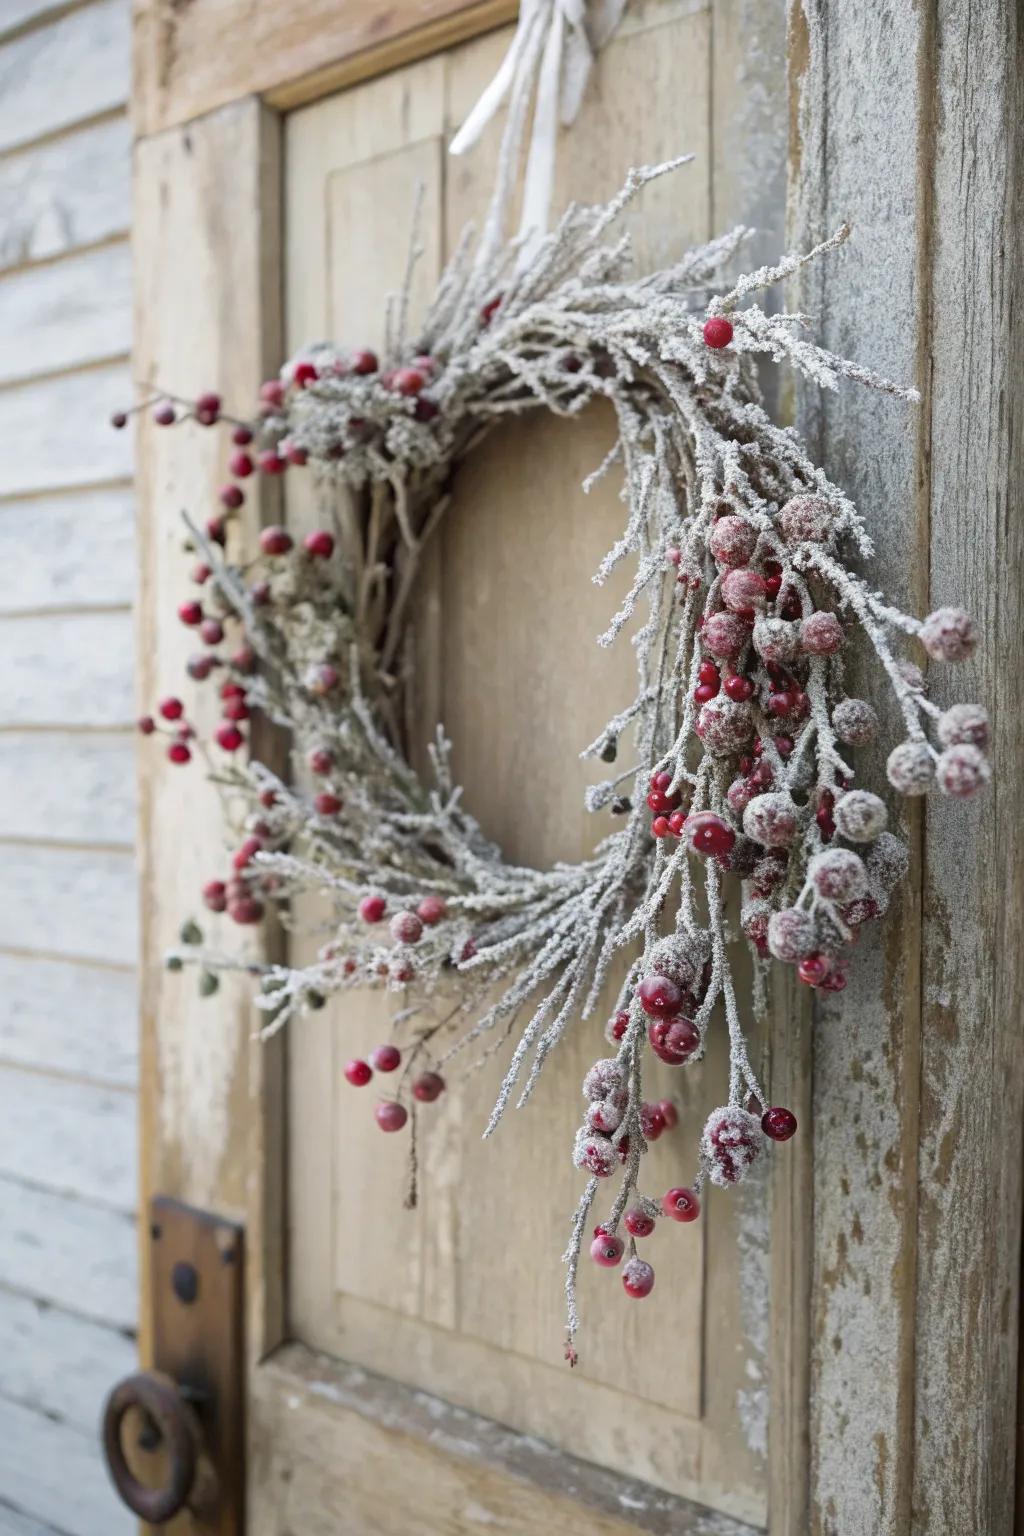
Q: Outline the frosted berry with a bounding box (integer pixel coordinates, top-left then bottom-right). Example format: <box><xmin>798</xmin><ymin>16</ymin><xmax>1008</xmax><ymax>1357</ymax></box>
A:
<box><xmin>662</xmin><ymin>1186</ymin><xmax>701</xmax><ymax>1222</ymax></box>
<box><xmin>702</xmin><ymin>1106</ymin><xmax>764</xmax><ymax>1187</ymax></box>
<box><xmin>416</xmin><ymin>895</ymin><xmax>447</xmax><ymax>926</ymax></box>
<box><xmin>590</xmin><ymin>1232</ymin><xmax>625</xmax><ymax>1267</ymax></box>
<box><xmin>721</xmin><ymin>568</ymin><xmax>768</xmax><ymax>615</ymax></box>
<box><xmin>260</xmin><ymin>525</ymin><xmax>293</xmax><ymax>555</ymax></box>
<box><xmin>935</xmin><ymin>743</ymin><xmax>990</xmax><ymax>799</ymax></box>
<box><xmin>314</xmin><ymin>791</ymin><xmax>342</xmax><ymax>815</ymax></box>
<box><xmin>762</xmin><ymin>1106</ymin><xmax>797</xmax><ymax>1141</ymax></box>
<box><xmin>625</xmin><ymin>1207</ymin><xmax>656</xmax><ymax>1238</ymax></box>
<box><xmin>886</xmin><ymin>740</ymin><xmax>935</xmax><ymax>795</ymax></box>
<box><xmin>685</xmin><ymin>812</ymin><xmax>735</xmax><ymax>858</ymax></box>
<box><xmin>359</xmin><ymin>894</ymin><xmax>387</xmax><ymax>923</ymax></box>
<box><xmin>779</xmin><ymin>494</ymin><xmax>834</xmax><ymax>544</ymax></box>
<box><xmin>215</xmin><ymin>724</ymin><xmax>244</xmax><ymax>752</ymax></box>
<box><xmin>159</xmin><ymin>696</ymin><xmax>184</xmax><ymax>721</ymax></box>
<box><xmin>390</xmin><ymin>910</ymin><xmax>423</xmax><ymax>945</ymax></box>
<box><xmin>371</xmin><ymin>1044</ymin><xmax>401</xmax><ymax>1072</ymax></box>
<box><xmin>742</xmin><ymin>792</ymin><xmax>798</xmax><ymax>848</ymax></box>
<box><xmin>259</xmin><ymin>379</ymin><xmax>285</xmax><ymax>409</ymax></box>
<box><xmin>695</xmin><ymin>697</ymin><xmax>754</xmax><ymax>755</ymax></box>
<box><xmin>305</xmin><ymin>662</ymin><xmax>339</xmax><ymax>695</ymax></box>
<box><xmin>702</xmin><ymin>611</ymin><xmax>750</xmax><ymax>658</ymax></box>
<box><xmin>703</xmin><ymin>316</ymin><xmax>734</xmax><ymax>349</ymax></box>
<box><xmin>797</xmin><ymin>951</ymin><xmax>830</xmax><ymax>987</ymax></box>
<box><xmin>304</xmin><ymin>529</ymin><xmax>334</xmax><ymax>558</ymax></box>
<box><xmin>605</xmin><ymin>1008</ymin><xmax>630</xmax><ymax>1043</ymax></box>
<box><xmin>808</xmin><ymin>847</ymin><xmax>867</xmax><ymax>903</ymax></box>
<box><xmin>833</xmin><ymin>790</ymin><xmax>887</xmax><ymax>842</ymax></box>
<box><xmin>709</xmin><ymin>516</ymin><xmax>757</xmax><ymax>567</ymax></box>
<box><xmin>307</xmin><ymin>747</ymin><xmax>333</xmax><ymax>774</ymax></box>
<box><xmin>587</xmin><ymin>1098</ymin><xmax>624</xmax><ymax>1134</ymax></box>
<box><xmin>375</xmin><ymin>1101</ymin><xmax>408</xmax><ymax>1133</ymax></box>
<box><xmin>622</xmin><ymin>1257</ymin><xmax>655</xmax><ymax>1298</ymax></box>
<box><xmin>582</xmin><ymin>1058</ymin><xmax>626</xmax><ymax>1100</ymax></box>
<box><xmin>638</xmin><ymin>973</ymin><xmax>682</xmax><ymax>1018</ymax></box>
<box><xmin>574</xmin><ymin>1132</ymin><xmax>617</xmax><ymax>1178</ymax></box>
<box><xmin>832</xmin><ymin>697</ymin><xmax>879</xmax><ymax>745</ymax></box>
<box><xmin>412</xmin><ymin>1071</ymin><xmax>445</xmax><ymax>1102</ymax></box>
<box><xmin>344</xmin><ymin>1059</ymin><xmax>372</xmax><ymax>1087</ymax></box>
<box><xmin>767</xmin><ymin>906</ymin><xmax>817</xmax><ymax>963</ymax></box>
<box><xmin>920</xmin><ymin>606</ymin><xmax>978</xmax><ymax>663</ymax></box>
<box><xmin>936</xmin><ymin>703</ymin><xmax>989</xmax><ymax>750</ymax></box>
<box><xmin>726</xmin><ymin>778</ymin><xmax>753</xmax><ymax>816</ymax></box>
<box><xmin>800</xmin><ymin>611</ymin><xmax>844</xmax><ymax>655</ymax></box>
<box><xmin>648</xmin><ymin>1016</ymin><xmax>700</xmax><ymax>1065</ymax></box>
<box><xmin>753</xmin><ymin>615</ymin><xmax>799</xmax><ymax>664</ymax></box>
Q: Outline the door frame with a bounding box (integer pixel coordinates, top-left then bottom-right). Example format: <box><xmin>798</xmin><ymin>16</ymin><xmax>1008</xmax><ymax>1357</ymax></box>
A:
<box><xmin>132</xmin><ymin>2</ymin><xmax>1024</xmax><ymax>1532</ymax></box>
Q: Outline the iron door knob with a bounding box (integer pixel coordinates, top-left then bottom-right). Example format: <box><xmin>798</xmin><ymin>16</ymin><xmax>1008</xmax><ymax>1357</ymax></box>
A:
<box><xmin>102</xmin><ymin>1369</ymin><xmax>206</xmax><ymax>1524</ymax></box>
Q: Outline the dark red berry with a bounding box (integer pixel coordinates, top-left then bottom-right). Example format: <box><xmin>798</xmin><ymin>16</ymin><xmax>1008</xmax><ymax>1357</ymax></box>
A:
<box><xmin>153</xmin><ymin>401</ymin><xmax>176</xmax><ymax>425</ymax></box>
<box><xmin>258</xmin><ymin>451</ymin><xmax>286</xmax><ymax>476</ymax></box>
<box><xmin>232</xmin><ymin>425</ymin><xmax>253</xmax><ymax>446</ymax></box>
<box><xmin>723</xmin><ymin>673</ymin><xmax>754</xmax><ymax>702</ymax></box>
<box><xmin>762</xmin><ymin>1106</ymin><xmax>798</xmax><ymax>1141</ymax></box>
<box><xmin>344</xmin><ymin>1059</ymin><xmax>372</xmax><ymax>1087</ymax></box>
<box><xmin>350</xmin><ymin>349</ymin><xmax>378</xmax><ymax>375</ymax></box>
<box><xmin>167</xmin><ymin>741</ymin><xmax>191</xmax><ymax>764</ymax></box>
<box><xmin>307</xmin><ymin>747</ymin><xmax>333</xmax><ymax>775</ymax></box>
<box><xmin>260</xmin><ymin>379</ymin><xmax>285</xmax><ymax>409</ymax></box>
<box><xmin>314</xmin><ymin>791</ymin><xmax>342</xmax><ymax>816</ymax></box>
<box><xmin>203</xmin><ymin>879</ymin><xmax>227</xmax><ymax>912</ymax></box>
<box><xmin>392</xmin><ymin>367</ymin><xmax>425</xmax><ymax>396</ymax></box>
<box><xmin>304</xmin><ymin>529</ymin><xmax>334</xmax><ymax>558</ymax></box>
<box><xmin>648</xmin><ymin>1016</ymin><xmax>700</xmax><ymax>1065</ymax></box>
<box><xmin>640</xmin><ymin>1102</ymin><xmax>666</xmax><ymax>1141</ymax></box>
<box><xmin>229</xmin><ymin>897</ymin><xmax>264</xmax><ymax>925</ymax></box>
<box><xmin>703</xmin><ymin>316</ymin><xmax>734</xmax><ymax>349</ymax></box>
<box><xmin>624</xmin><ymin>1207</ymin><xmax>656</xmax><ymax>1238</ymax></box>
<box><xmin>206</xmin><ymin>516</ymin><xmax>227</xmax><ymax>546</ymax></box>
<box><xmin>199</xmin><ymin>618</ymin><xmax>224</xmax><ymax>646</ymax></box>
<box><xmin>292</xmin><ymin>361</ymin><xmax>318</xmax><ymax>388</ymax></box>
<box><xmin>798</xmin><ymin>952</ymin><xmax>830</xmax><ymax>987</ymax></box>
<box><xmin>370</xmin><ymin>1044</ymin><xmax>401</xmax><ymax>1072</ymax></box>
<box><xmin>698</xmin><ymin>660</ymin><xmax>720</xmax><ymax>685</ymax></box>
<box><xmin>375</xmin><ymin>1101</ymin><xmax>407</xmax><ymax>1133</ymax></box>
<box><xmin>638</xmin><ymin>973</ymin><xmax>682</xmax><ymax>1017</ymax></box>
<box><xmin>110</xmin><ymin>411</ymin><xmax>128</xmax><ymax>429</ymax></box>
<box><xmin>229</xmin><ymin>452</ymin><xmax>254</xmax><ymax>478</ymax></box>
<box><xmin>416</xmin><ymin>895</ymin><xmax>447</xmax><ymax>925</ymax></box>
<box><xmin>607</xmin><ymin>1009</ymin><xmax>629</xmax><ymax>1042</ymax></box>
<box><xmin>685</xmin><ymin>811</ymin><xmax>736</xmax><ymax>857</ymax></box>
<box><xmin>260</xmin><ymin>526</ymin><xmax>293</xmax><ymax>555</ymax></box>
<box><xmin>220</xmin><ymin>484</ymin><xmax>245</xmax><ymax>509</ymax></box>
<box><xmin>412</xmin><ymin>1072</ymin><xmax>445</xmax><ymax>1103</ymax></box>
<box><xmin>138</xmin><ymin>714</ymin><xmax>156</xmax><ymax>735</ymax></box>
<box><xmin>480</xmin><ymin>294</ymin><xmax>503</xmax><ymax>326</ymax></box>
<box><xmin>657</xmin><ymin>1099</ymin><xmax>678</xmax><ymax>1129</ymax></box>
<box><xmin>158</xmin><ymin>696</ymin><xmax>184</xmax><ymax>721</ymax></box>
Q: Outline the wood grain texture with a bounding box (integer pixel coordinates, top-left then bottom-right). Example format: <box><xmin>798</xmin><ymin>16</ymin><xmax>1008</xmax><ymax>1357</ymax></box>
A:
<box><xmin>133</xmin><ymin>98</ymin><xmax>285</xmax><ymax>1371</ymax></box>
<box><xmin>0</xmin><ymin>731</ymin><xmax>134</xmax><ymax>844</ymax></box>
<box><xmin>0</xmin><ymin>844</ymin><xmax>137</xmax><ymax>965</ymax></box>
<box><xmin>133</xmin><ymin>0</ymin><xmax>518</xmax><ymax>137</ymax></box>
<box><xmin>0</xmin><ymin>1501</ymin><xmax>66</xmax><ymax>1536</ymax></box>
<box><xmin>0</xmin><ymin>238</ymin><xmax>130</xmax><ymax>385</ymax></box>
<box><xmin>0</xmin><ymin>0</ymin><xmax>129</xmax><ymax>154</ymax></box>
<box><xmin>0</xmin><ymin>114</ymin><xmax>131</xmax><ymax>273</ymax></box>
<box><xmin>0</xmin><ymin>363</ymin><xmax>131</xmax><ymax>497</ymax></box>
<box><xmin>0</xmin><ymin>1289</ymin><xmax>135</xmax><ymax>1433</ymax></box>
<box><xmin>0</xmin><ymin>611</ymin><xmax>134</xmax><ymax>725</ymax></box>
<box><xmin>0</xmin><ymin>488</ymin><xmax>134</xmax><ymax>614</ymax></box>
<box><xmin>251</xmin><ymin>1343</ymin><xmax>761</xmax><ymax>1536</ymax></box>
<box><xmin>788</xmin><ymin>1</ymin><xmax>1024</xmax><ymax>1532</ymax></box>
<box><xmin>0</xmin><ymin>953</ymin><xmax>137</xmax><ymax>1086</ymax></box>
<box><xmin>0</xmin><ymin>1067</ymin><xmax>135</xmax><ymax>1209</ymax></box>
<box><xmin>0</xmin><ymin>1394</ymin><xmax>133</xmax><ymax>1536</ymax></box>
<box><xmin>0</xmin><ymin>1174</ymin><xmax>136</xmax><ymax>1327</ymax></box>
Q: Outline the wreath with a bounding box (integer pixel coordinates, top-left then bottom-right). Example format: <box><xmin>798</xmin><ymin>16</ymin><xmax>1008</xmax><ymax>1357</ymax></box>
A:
<box><xmin>127</xmin><ymin>159</ymin><xmax>988</xmax><ymax>1356</ymax></box>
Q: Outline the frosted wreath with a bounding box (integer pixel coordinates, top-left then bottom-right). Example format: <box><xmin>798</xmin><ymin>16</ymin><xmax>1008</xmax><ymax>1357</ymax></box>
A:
<box><xmin>127</xmin><ymin>159</ymin><xmax>988</xmax><ymax>1357</ymax></box>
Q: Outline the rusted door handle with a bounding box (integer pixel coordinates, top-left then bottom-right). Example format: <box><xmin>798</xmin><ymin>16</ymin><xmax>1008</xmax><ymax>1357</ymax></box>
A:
<box><xmin>102</xmin><ymin>1369</ymin><xmax>208</xmax><ymax>1524</ymax></box>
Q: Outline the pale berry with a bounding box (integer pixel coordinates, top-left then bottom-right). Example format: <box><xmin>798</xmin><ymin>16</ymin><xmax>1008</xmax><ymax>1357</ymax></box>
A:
<box><xmin>191</xmin><ymin>562</ymin><xmax>212</xmax><ymax>585</ymax></box>
<box><xmin>359</xmin><ymin>894</ymin><xmax>387</xmax><ymax>923</ymax></box>
<box><xmin>575</xmin><ymin>1133</ymin><xmax>617</xmax><ymax>1178</ymax></box>
<box><xmin>624</xmin><ymin>1207</ymin><xmax>655</xmax><ymax>1238</ymax></box>
<box><xmin>412</xmin><ymin>1071</ymin><xmax>445</xmax><ymax>1103</ymax></box>
<box><xmin>801</xmin><ymin>611</ymin><xmax>844</xmax><ymax>655</ymax></box>
<box><xmin>832</xmin><ymin>697</ymin><xmax>878</xmax><ymax>745</ymax></box>
<box><xmin>371</xmin><ymin>1044</ymin><xmax>401</xmax><ymax>1072</ymax></box>
<box><xmin>833</xmin><ymin>790</ymin><xmax>887</xmax><ymax>842</ymax></box>
<box><xmin>935</xmin><ymin>743</ymin><xmax>990</xmax><ymax>799</ymax></box>
<box><xmin>709</xmin><ymin>515</ymin><xmax>757</xmax><ymax>567</ymax></box>
<box><xmin>808</xmin><ymin>847</ymin><xmax>868</xmax><ymax>902</ymax></box>
<box><xmin>260</xmin><ymin>525</ymin><xmax>292</xmax><ymax>555</ymax></box>
<box><xmin>305</xmin><ymin>662</ymin><xmax>339</xmax><ymax>696</ymax></box>
<box><xmin>779</xmin><ymin>494</ymin><xmax>834</xmax><ymax>544</ymax></box>
<box><xmin>762</xmin><ymin>1106</ymin><xmax>798</xmax><ymax>1141</ymax></box>
<box><xmin>753</xmin><ymin>615</ymin><xmax>800</xmax><ymax>664</ymax></box>
<box><xmin>696</xmin><ymin>697</ymin><xmax>753</xmax><ymax>755</ymax></box>
<box><xmin>344</xmin><ymin>1059</ymin><xmax>372</xmax><ymax>1087</ymax></box>
<box><xmin>721</xmin><ymin>568</ymin><xmax>768</xmax><ymax>615</ymax></box>
<box><xmin>591</xmin><ymin>1232</ymin><xmax>625</xmax><ymax>1267</ymax></box>
<box><xmin>199</xmin><ymin>618</ymin><xmax>224</xmax><ymax>646</ymax></box>
<box><xmin>936</xmin><ymin>703</ymin><xmax>989</xmax><ymax>750</ymax></box>
<box><xmin>582</xmin><ymin>1059</ymin><xmax>626</xmax><ymax>1100</ymax></box>
<box><xmin>703</xmin><ymin>316</ymin><xmax>733</xmax><ymax>349</ymax></box>
<box><xmin>743</xmin><ymin>792</ymin><xmax>798</xmax><ymax>849</ymax></box>
<box><xmin>259</xmin><ymin>379</ymin><xmax>285</xmax><ymax>409</ymax></box>
<box><xmin>767</xmin><ymin>906</ymin><xmax>817</xmax><ymax>963</ymax></box>
<box><xmin>304</xmin><ymin>529</ymin><xmax>335</xmax><ymax>558</ymax></box>
<box><xmin>375</xmin><ymin>1101</ymin><xmax>408</xmax><ymax>1133</ymax></box>
<box><xmin>919</xmin><ymin>606</ymin><xmax>978</xmax><ymax>663</ymax></box>
<box><xmin>416</xmin><ymin>895</ymin><xmax>447</xmax><ymax>925</ymax></box>
<box><xmin>622</xmin><ymin>1257</ymin><xmax>655</xmax><ymax>1297</ymax></box>
<box><xmin>662</xmin><ymin>1186</ymin><xmax>701</xmax><ymax>1222</ymax></box>
<box><xmin>390</xmin><ymin>910</ymin><xmax>423</xmax><ymax>945</ymax></box>
<box><xmin>588</xmin><ymin>1098</ymin><xmax>624</xmax><ymax>1134</ymax></box>
<box><xmin>702</xmin><ymin>1106</ymin><xmax>764</xmax><ymax>1187</ymax></box>
<box><xmin>702</xmin><ymin>611</ymin><xmax>750</xmax><ymax>658</ymax></box>
<box><xmin>153</xmin><ymin>400</ymin><xmax>176</xmax><ymax>425</ymax></box>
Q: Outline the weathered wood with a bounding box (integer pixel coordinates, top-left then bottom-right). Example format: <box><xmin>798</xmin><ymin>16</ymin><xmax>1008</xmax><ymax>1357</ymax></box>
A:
<box><xmin>788</xmin><ymin>1</ymin><xmax>1023</xmax><ymax>1532</ymax></box>
<box><xmin>0</xmin><ymin>1289</ymin><xmax>135</xmax><ymax>1433</ymax></box>
<box><xmin>0</xmin><ymin>1501</ymin><xmax>67</xmax><ymax>1536</ymax></box>
<box><xmin>0</xmin><ymin>488</ymin><xmax>134</xmax><ymax>614</ymax></box>
<box><xmin>0</xmin><ymin>732</ymin><xmax>134</xmax><ymax>843</ymax></box>
<box><xmin>133</xmin><ymin>0</ymin><xmax>518</xmax><ymax>137</ymax></box>
<box><xmin>0</xmin><ymin>845</ymin><xmax>137</xmax><ymax>965</ymax></box>
<box><xmin>0</xmin><ymin>953</ymin><xmax>137</xmax><ymax>1086</ymax></box>
<box><xmin>0</xmin><ymin>1174</ymin><xmax>136</xmax><ymax>1327</ymax></box>
<box><xmin>0</xmin><ymin>0</ymin><xmax>129</xmax><ymax>155</ymax></box>
<box><xmin>0</xmin><ymin>364</ymin><xmax>131</xmax><ymax>497</ymax></box>
<box><xmin>0</xmin><ymin>1067</ymin><xmax>135</xmax><ymax>1209</ymax></box>
<box><xmin>0</xmin><ymin>612</ymin><xmax>134</xmax><ymax>725</ymax></box>
<box><xmin>251</xmin><ymin>1343</ymin><xmax>761</xmax><ymax>1536</ymax></box>
<box><xmin>0</xmin><ymin>1394</ymin><xmax>133</xmax><ymax>1536</ymax></box>
<box><xmin>0</xmin><ymin>1</ymin><xmax>78</xmax><ymax>43</ymax></box>
<box><xmin>133</xmin><ymin>98</ymin><xmax>285</xmax><ymax>1372</ymax></box>
<box><xmin>0</xmin><ymin>114</ymin><xmax>131</xmax><ymax>273</ymax></box>
<box><xmin>0</xmin><ymin>238</ymin><xmax>130</xmax><ymax>386</ymax></box>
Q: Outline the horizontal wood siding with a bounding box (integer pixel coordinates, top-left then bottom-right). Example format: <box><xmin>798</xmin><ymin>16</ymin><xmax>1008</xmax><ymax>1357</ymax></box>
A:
<box><xmin>0</xmin><ymin>3</ymin><xmax>136</xmax><ymax>1531</ymax></box>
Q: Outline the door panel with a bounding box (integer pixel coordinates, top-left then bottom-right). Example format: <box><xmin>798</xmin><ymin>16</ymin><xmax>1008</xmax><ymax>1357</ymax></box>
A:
<box><xmin>286</xmin><ymin>7</ymin><xmax>768</xmax><ymax>1525</ymax></box>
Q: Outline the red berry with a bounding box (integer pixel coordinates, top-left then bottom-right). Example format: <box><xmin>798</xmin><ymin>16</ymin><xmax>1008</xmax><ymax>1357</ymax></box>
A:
<box><xmin>371</xmin><ymin>1044</ymin><xmax>401</xmax><ymax>1073</ymax></box>
<box><xmin>196</xmin><ymin>390</ymin><xmax>221</xmax><ymax>420</ymax></box>
<box><xmin>314</xmin><ymin>791</ymin><xmax>342</xmax><ymax>816</ymax></box>
<box><xmin>640</xmin><ymin>1102</ymin><xmax>666</xmax><ymax>1141</ymax></box>
<box><xmin>624</xmin><ymin>1207</ymin><xmax>656</xmax><ymax>1238</ymax></box>
<box><xmin>762</xmin><ymin>1106</ymin><xmax>798</xmax><ymax>1141</ymax></box>
<box><xmin>480</xmin><ymin>294</ymin><xmax>503</xmax><ymax>326</ymax></box>
<box><xmin>167</xmin><ymin>741</ymin><xmax>191</xmax><ymax>764</ymax></box>
<box><xmin>662</xmin><ymin>1186</ymin><xmax>701</xmax><ymax>1222</ymax></box>
<box><xmin>638</xmin><ymin>973</ymin><xmax>682</xmax><ymax>1018</ymax></box>
<box><xmin>158</xmin><ymin>696</ymin><xmax>184</xmax><ymax>720</ymax></box>
<box><xmin>232</xmin><ymin>425</ymin><xmax>253</xmax><ymax>445</ymax></box>
<box><xmin>622</xmin><ymin>1257</ymin><xmax>655</xmax><ymax>1298</ymax></box>
<box><xmin>233</xmin><ymin>836</ymin><xmax>262</xmax><ymax>870</ymax></box>
<box><xmin>304</xmin><ymin>529</ymin><xmax>335</xmax><ymax>558</ymax></box>
<box><xmin>667</xmin><ymin>810</ymin><xmax>686</xmax><ymax>836</ymax></box>
<box><xmin>344</xmin><ymin>1059</ymin><xmax>372</xmax><ymax>1087</ymax></box>
<box><xmin>698</xmin><ymin>660</ymin><xmax>720</xmax><ymax>685</ymax></box>
<box><xmin>392</xmin><ymin>368</ymin><xmax>425</xmax><ymax>396</ymax></box>
<box><xmin>260</xmin><ymin>379</ymin><xmax>285</xmax><ymax>408</ymax></box>
<box><xmin>412</xmin><ymin>1072</ymin><xmax>445</xmax><ymax>1103</ymax></box>
<box><xmin>307</xmin><ymin>747</ymin><xmax>333</xmax><ymax>775</ymax></box>
<box><xmin>292</xmin><ymin>361</ymin><xmax>318</xmax><ymax>388</ymax></box>
<box><xmin>178</xmin><ymin>599</ymin><xmax>203</xmax><ymax>627</ymax></box>
<box><xmin>416</xmin><ymin>895</ymin><xmax>447</xmax><ymax>926</ymax></box>
<box><xmin>199</xmin><ymin>618</ymin><xmax>224</xmax><ymax>646</ymax></box>
<box><xmin>206</xmin><ymin>516</ymin><xmax>227</xmax><ymax>546</ymax></box>
<box><xmin>694</xmin><ymin>681</ymin><xmax>719</xmax><ymax>704</ymax></box>
<box><xmin>375</xmin><ymin>1101</ymin><xmax>408</xmax><ymax>1133</ymax></box>
<box><xmin>703</xmin><ymin>316</ymin><xmax>734</xmax><ymax>349</ymax></box>
<box><xmin>203</xmin><ymin>879</ymin><xmax>227</xmax><ymax>912</ymax></box>
<box><xmin>223</xmin><ymin>696</ymin><xmax>250</xmax><ymax>722</ymax></box>
<box><xmin>191</xmin><ymin>562</ymin><xmax>211</xmax><ymax>585</ymax></box>
<box><xmin>657</xmin><ymin>1098</ymin><xmax>678</xmax><ymax>1129</ymax></box>
<box><xmin>282</xmin><ymin>440</ymin><xmax>308</xmax><ymax>466</ymax></box>
<box><xmin>220</xmin><ymin>484</ymin><xmax>244</xmax><ymax>509</ymax></box>
<box><xmin>652</xmin><ymin>815</ymin><xmax>671</xmax><ymax>837</ymax></box>
<box><xmin>232</xmin><ymin>644</ymin><xmax>257</xmax><ymax>674</ymax></box>
<box><xmin>260</xmin><ymin>526</ymin><xmax>293</xmax><ymax>555</ymax></box>
<box><xmin>797</xmin><ymin>952</ymin><xmax>830</xmax><ymax>987</ymax></box>
<box><xmin>215</xmin><ymin>724</ymin><xmax>244</xmax><ymax>752</ymax></box>
<box><xmin>607</xmin><ymin>1009</ymin><xmax>629</xmax><ymax>1042</ymax></box>
<box><xmin>359</xmin><ymin>894</ymin><xmax>386</xmax><ymax>924</ymax></box>
<box><xmin>138</xmin><ymin>715</ymin><xmax>156</xmax><ymax>735</ymax></box>
<box><xmin>350</xmin><ymin>349</ymin><xmax>378</xmax><ymax>375</ymax></box>
<box><xmin>414</xmin><ymin>396</ymin><xmax>439</xmax><ymax>422</ymax></box>
<box><xmin>229</xmin><ymin>451</ymin><xmax>254</xmax><ymax>478</ymax></box>
<box><xmin>590</xmin><ymin>1232</ymin><xmax>625</xmax><ymax>1268</ymax></box>
<box><xmin>390</xmin><ymin>911</ymin><xmax>423</xmax><ymax>945</ymax></box>
<box><xmin>724</xmin><ymin>673</ymin><xmax>754</xmax><ymax>702</ymax></box>
<box><xmin>153</xmin><ymin>401</ymin><xmax>176</xmax><ymax>425</ymax></box>
<box><xmin>648</xmin><ymin>1016</ymin><xmax>700</xmax><ymax>1065</ymax></box>
<box><xmin>229</xmin><ymin>896</ymin><xmax>264</xmax><ymax>925</ymax></box>
<box><xmin>258</xmin><ymin>450</ymin><xmax>286</xmax><ymax>476</ymax></box>
<box><xmin>685</xmin><ymin>811</ymin><xmax>736</xmax><ymax>857</ymax></box>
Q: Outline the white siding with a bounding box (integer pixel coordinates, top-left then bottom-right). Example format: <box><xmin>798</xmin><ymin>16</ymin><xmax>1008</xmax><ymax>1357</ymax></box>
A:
<box><xmin>0</xmin><ymin>3</ymin><xmax>136</xmax><ymax>1531</ymax></box>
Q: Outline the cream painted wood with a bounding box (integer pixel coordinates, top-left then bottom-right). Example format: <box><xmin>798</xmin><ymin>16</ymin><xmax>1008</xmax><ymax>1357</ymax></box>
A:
<box><xmin>285</xmin><ymin>9</ymin><xmax>774</xmax><ymax>1524</ymax></box>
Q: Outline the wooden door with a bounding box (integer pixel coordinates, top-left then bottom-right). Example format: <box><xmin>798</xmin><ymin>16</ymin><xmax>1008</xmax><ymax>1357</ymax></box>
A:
<box><xmin>130</xmin><ymin>0</ymin><xmax>1023</xmax><ymax>1533</ymax></box>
